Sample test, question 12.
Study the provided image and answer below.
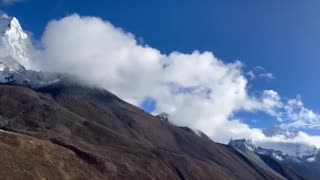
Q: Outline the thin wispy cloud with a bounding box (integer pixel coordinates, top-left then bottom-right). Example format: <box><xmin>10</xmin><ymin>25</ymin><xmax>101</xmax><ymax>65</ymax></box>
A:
<box><xmin>281</xmin><ymin>97</ymin><xmax>320</xmax><ymax>129</ymax></box>
<box><xmin>247</xmin><ymin>66</ymin><xmax>274</xmax><ymax>80</ymax></box>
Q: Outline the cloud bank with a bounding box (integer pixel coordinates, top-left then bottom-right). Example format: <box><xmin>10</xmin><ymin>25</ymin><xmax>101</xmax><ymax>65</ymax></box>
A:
<box><xmin>31</xmin><ymin>14</ymin><xmax>320</xmax><ymax>148</ymax></box>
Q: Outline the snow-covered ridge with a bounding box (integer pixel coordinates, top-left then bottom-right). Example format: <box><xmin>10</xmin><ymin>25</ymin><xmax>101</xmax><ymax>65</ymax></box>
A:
<box><xmin>229</xmin><ymin>139</ymin><xmax>319</xmax><ymax>162</ymax></box>
<box><xmin>0</xmin><ymin>56</ymin><xmax>25</xmax><ymax>72</ymax></box>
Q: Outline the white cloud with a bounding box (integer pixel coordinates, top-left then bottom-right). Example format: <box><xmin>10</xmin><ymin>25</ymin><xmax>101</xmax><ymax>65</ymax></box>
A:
<box><xmin>30</xmin><ymin>14</ymin><xmax>320</xmax><ymax>148</ymax></box>
<box><xmin>249</xmin><ymin>90</ymin><xmax>283</xmax><ymax>118</ymax></box>
<box><xmin>280</xmin><ymin>97</ymin><xmax>320</xmax><ymax>129</ymax></box>
<box><xmin>247</xmin><ymin>66</ymin><xmax>274</xmax><ymax>80</ymax></box>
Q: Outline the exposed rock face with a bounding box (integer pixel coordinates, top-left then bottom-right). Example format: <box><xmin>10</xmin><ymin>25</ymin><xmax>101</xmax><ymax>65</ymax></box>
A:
<box><xmin>155</xmin><ymin>112</ymin><xmax>169</xmax><ymax>122</ymax></box>
<box><xmin>0</xmin><ymin>83</ymin><xmax>285</xmax><ymax>180</ymax></box>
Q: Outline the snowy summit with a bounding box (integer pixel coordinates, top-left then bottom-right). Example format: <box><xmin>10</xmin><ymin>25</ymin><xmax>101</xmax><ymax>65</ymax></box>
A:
<box><xmin>0</xmin><ymin>10</ymin><xmax>31</xmax><ymax>69</ymax></box>
<box><xmin>0</xmin><ymin>11</ymin><xmax>65</xmax><ymax>87</ymax></box>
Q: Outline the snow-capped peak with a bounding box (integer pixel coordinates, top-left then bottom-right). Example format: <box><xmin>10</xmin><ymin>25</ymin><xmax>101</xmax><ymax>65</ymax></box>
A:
<box><xmin>0</xmin><ymin>11</ymin><xmax>31</xmax><ymax>69</ymax></box>
<box><xmin>0</xmin><ymin>11</ymin><xmax>65</xmax><ymax>87</ymax></box>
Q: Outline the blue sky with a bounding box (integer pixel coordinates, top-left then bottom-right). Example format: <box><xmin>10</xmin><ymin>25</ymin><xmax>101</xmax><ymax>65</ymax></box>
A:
<box><xmin>3</xmin><ymin>0</ymin><xmax>320</xmax><ymax>143</ymax></box>
<box><xmin>5</xmin><ymin>0</ymin><xmax>319</xmax><ymax>106</ymax></box>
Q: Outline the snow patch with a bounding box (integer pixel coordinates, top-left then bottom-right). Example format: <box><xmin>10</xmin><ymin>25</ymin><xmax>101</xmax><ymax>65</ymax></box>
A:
<box><xmin>306</xmin><ymin>156</ymin><xmax>316</xmax><ymax>162</ymax></box>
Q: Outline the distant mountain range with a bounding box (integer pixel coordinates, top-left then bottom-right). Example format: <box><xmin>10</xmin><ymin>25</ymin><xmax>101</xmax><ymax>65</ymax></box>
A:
<box><xmin>229</xmin><ymin>139</ymin><xmax>320</xmax><ymax>180</ymax></box>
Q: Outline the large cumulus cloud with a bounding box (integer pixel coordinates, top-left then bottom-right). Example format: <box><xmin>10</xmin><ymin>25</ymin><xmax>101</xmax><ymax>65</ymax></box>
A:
<box><xmin>31</xmin><ymin>14</ymin><xmax>320</xmax><ymax>148</ymax></box>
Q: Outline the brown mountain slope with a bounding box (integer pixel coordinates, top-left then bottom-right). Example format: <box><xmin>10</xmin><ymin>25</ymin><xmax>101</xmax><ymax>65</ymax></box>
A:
<box><xmin>0</xmin><ymin>129</ymin><xmax>105</xmax><ymax>180</ymax></box>
<box><xmin>0</xmin><ymin>84</ymin><xmax>285</xmax><ymax>180</ymax></box>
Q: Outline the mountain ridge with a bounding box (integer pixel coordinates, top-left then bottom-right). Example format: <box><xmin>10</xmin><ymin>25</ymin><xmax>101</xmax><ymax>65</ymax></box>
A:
<box><xmin>0</xmin><ymin>83</ymin><xmax>287</xmax><ymax>179</ymax></box>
